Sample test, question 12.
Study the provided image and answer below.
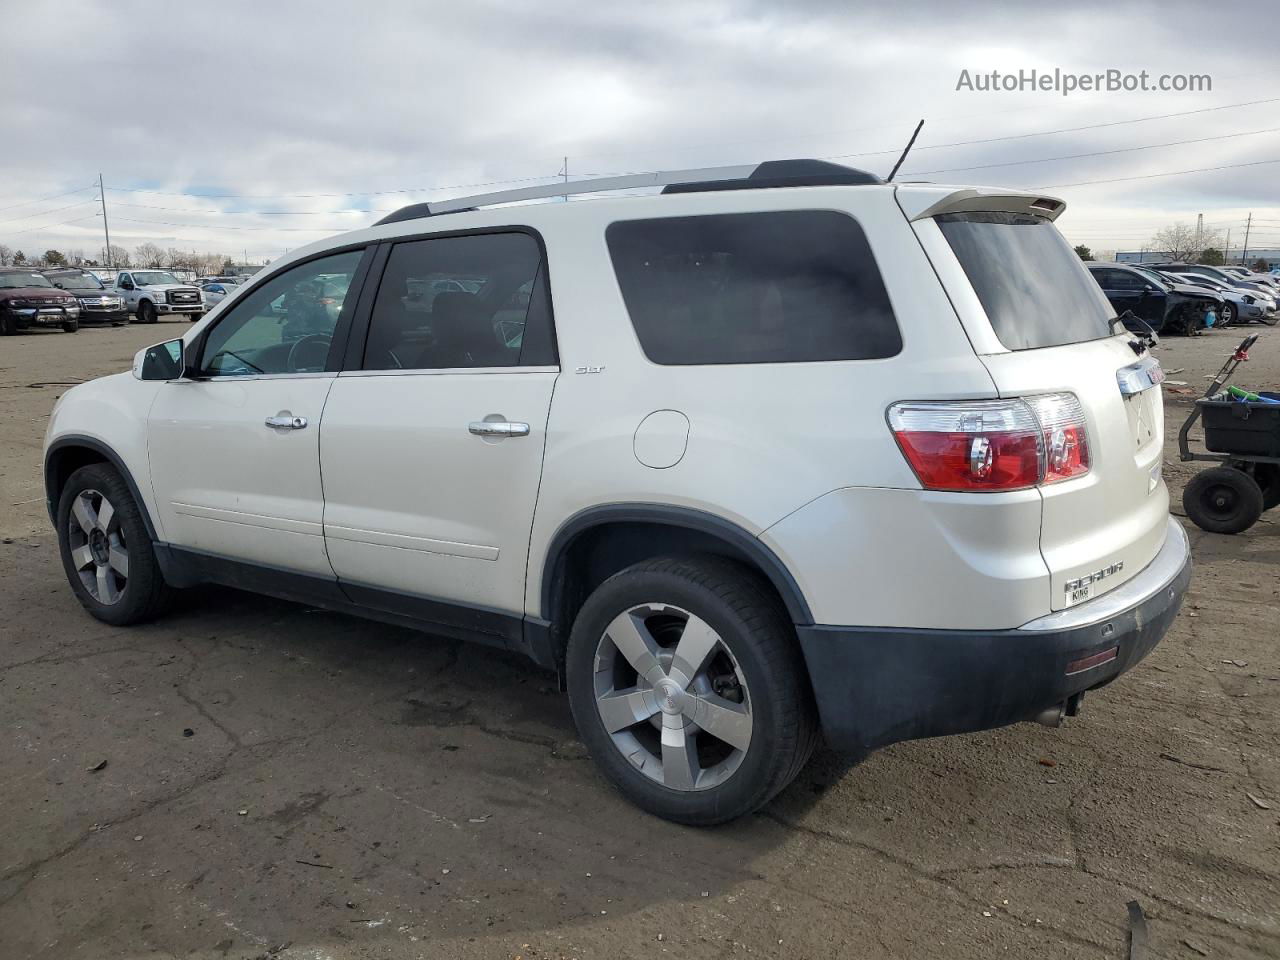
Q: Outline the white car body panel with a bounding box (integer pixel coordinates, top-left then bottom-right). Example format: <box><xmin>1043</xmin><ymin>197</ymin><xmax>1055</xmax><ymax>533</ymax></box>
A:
<box><xmin>146</xmin><ymin>376</ymin><xmax>336</xmax><ymax>575</ymax></box>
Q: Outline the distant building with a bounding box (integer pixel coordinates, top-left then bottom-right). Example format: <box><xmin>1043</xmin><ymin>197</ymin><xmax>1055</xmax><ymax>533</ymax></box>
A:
<box><xmin>1116</xmin><ymin>248</ymin><xmax>1280</xmax><ymax>269</ymax></box>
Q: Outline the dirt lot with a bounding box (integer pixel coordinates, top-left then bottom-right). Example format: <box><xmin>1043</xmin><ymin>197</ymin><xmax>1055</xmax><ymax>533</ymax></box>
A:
<box><xmin>1</xmin><ymin>319</ymin><xmax>1277</xmax><ymax>960</ymax></box>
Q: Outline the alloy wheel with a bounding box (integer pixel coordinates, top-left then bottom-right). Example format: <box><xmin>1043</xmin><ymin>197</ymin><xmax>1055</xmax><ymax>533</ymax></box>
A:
<box><xmin>67</xmin><ymin>489</ymin><xmax>129</xmax><ymax>604</ymax></box>
<box><xmin>592</xmin><ymin>603</ymin><xmax>752</xmax><ymax>791</ymax></box>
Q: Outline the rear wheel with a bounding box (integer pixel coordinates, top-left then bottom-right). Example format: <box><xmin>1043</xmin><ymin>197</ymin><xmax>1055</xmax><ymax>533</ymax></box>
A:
<box><xmin>1183</xmin><ymin>466</ymin><xmax>1264</xmax><ymax>534</ymax></box>
<box><xmin>0</xmin><ymin>313</ymin><xmax>14</xmax><ymax>336</ymax></box>
<box><xmin>137</xmin><ymin>300</ymin><xmax>157</xmax><ymax>324</ymax></box>
<box><xmin>56</xmin><ymin>463</ymin><xmax>172</xmax><ymax>625</ymax></box>
<box><xmin>566</xmin><ymin>555</ymin><xmax>817</xmax><ymax>825</ymax></box>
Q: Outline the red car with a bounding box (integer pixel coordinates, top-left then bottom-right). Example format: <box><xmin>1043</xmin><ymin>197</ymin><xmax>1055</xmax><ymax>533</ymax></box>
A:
<box><xmin>0</xmin><ymin>267</ymin><xmax>81</xmax><ymax>334</ymax></box>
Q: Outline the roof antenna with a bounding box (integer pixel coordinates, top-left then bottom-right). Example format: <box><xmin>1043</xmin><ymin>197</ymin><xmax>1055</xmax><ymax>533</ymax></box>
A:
<box><xmin>886</xmin><ymin>119</ymin><xmax>925</xmax><ymax>182</ymax></box>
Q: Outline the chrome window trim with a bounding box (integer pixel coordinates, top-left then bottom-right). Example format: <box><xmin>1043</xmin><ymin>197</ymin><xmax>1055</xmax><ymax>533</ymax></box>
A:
<box><xmin>337</xmin><ymin>365</ymin><xmax>559</xmax><ymax>378</ymax></box>
<box><xmin>186</xmin><ymin>371</ymin><xmax>336</xmax><ymax>383</ymax></box>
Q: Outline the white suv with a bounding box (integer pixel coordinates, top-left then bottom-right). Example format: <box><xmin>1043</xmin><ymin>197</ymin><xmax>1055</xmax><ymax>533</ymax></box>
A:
<box><xmin>43</xmin><ymin>160</ymin><xmax>1191</xmax><ymax>824</ymax></box>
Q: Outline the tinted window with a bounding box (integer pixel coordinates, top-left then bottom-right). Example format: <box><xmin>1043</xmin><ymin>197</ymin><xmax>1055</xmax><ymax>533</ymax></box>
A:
<box><xmin>937</xmin><ymin>212</ymin><xmax>1113</xmax><ymax>350</ymax></box>
<box><xmin>199</xmin><ymin>250</ymin><xmax>363</xmax><ymax>377</ymax></box>
<box><xmin>606</xmin><ymin>211</ymin><xmax>900</xmax><ymax>365</ymax></box>
<box><xmin>362</xmin><ymin>232</ymin><xmax>555</xmax><ymax>370</ymax></box>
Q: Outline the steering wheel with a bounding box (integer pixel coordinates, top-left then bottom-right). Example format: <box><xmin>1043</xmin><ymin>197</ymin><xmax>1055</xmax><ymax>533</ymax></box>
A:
<box><xmin>287</xmin><ymin>333</ymin><xmax>331</xmax><ymax>372</ymax></box>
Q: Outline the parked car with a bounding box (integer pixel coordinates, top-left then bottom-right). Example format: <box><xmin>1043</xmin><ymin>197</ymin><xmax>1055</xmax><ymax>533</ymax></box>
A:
<box><xmin>1153</xmin><ymin>262</ymin><xmax>1277</xmax><ymax>300</ymax></box>
<box><xmin>43</xmin><ymin>268</ymin><xmax>128</xmax><ymax>325</ymax></box>
<box><xmin>0</xmin><ymin>267</ymin><xmax>81</xmax><ymax>334</ymax></box>
<box><xmin>1158</xmin><ymin>270</ymin><xmax>1276</xmax><ymax>326</ymax></box>
<box><xmin>198</xmin><ymin>282</ymin><xmax>235</xmax><ymax>312</ymax></box>
<box><xmin>109</xmin><ymin>270</ymin><xmax>206</xmax><ymax>323</ymax></box>
<box><xmin>1086</xmin><ymin>262</ymin><xmax>1218</xmax><ymax>334</ymax></box>
<box><xmin>43</xmin><ymin>159</ymin><xmax>1191</xmax><ymax>825</ymax></box>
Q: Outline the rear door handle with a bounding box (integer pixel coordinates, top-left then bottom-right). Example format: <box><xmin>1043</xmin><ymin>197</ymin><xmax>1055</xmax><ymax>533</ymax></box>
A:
<box><xmin>265</xmin><ymin>414</ymin><xmax>308</xmax><ymax>429</ymax></box>
<box><xmin>468</xmin><ymin>419</ymin><xmax>530</xmax><ymax>438</ymax></box>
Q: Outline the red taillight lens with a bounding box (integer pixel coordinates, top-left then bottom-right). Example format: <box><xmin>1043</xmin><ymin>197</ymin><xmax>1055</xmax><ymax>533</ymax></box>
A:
<box><xmin>888</xmin><ymin>394</ymin><xmax>1090</xmax><ymax>492</ymax></box>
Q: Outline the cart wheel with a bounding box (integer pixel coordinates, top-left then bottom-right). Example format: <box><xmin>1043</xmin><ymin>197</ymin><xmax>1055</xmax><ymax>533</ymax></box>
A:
<box><xmin>1254</xmin><ymin>464</ymin><xmax>1280</xmax><ymax>512</ymax></box>
<box><xmin>1183</xmin><ymin>467</ymin><xmax>1264</xmax><ymax>534</ymax></box>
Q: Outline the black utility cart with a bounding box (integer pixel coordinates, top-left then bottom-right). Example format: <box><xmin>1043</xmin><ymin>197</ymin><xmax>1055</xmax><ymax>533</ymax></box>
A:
<box><xmin>1178</xmin><ymin>334</ymin><xmax>1280</xmax><ymax>533</ymax></box>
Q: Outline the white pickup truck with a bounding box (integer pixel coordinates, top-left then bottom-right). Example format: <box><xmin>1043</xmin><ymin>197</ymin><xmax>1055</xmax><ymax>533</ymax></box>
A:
<box><xmin>112</xmin><ymin>270</ymin><xmax>205</xmax><ymax>324</ymax></box>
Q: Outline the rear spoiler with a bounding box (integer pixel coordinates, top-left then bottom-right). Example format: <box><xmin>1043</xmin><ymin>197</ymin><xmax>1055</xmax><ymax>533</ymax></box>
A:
<box><xmin>895</xmin><ymin>185</ymin><xmax>1066</xmax><ymax>223</ymax></box>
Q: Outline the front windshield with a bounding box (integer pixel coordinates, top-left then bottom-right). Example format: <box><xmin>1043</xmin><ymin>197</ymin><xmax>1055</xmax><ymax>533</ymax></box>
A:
<box><xmin>0</xmin><ymin>271</ymin><xmax>54</xmax><ymax>289</ymax></box>
<box><xmin>51</xmin><ymin>272</ymin><xmax>105</xmax><ymax>291</ymax></box>
<box><xmin>132</xmin><ymin>271</ymin><xmax>180</xmax><ymax>285</ymax></box>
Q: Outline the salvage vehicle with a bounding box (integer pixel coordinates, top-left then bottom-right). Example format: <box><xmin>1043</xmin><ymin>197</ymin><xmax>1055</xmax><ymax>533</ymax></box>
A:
<box><xmin>1086</xmin><ymin>262</ymin><xmax>1218</xmax><ymax>334</ymax></box>
<box><xmin>110</xmin><ymin>270</ymin><xmax>205</xmax><ymax>323</ymax></box>
<box><xmin>1158</xmin><ymin>270</ymin><xmax>1276</xmax><ymax>326</ymax></box>
<box><xmin>43</xmin><ymin>160</ymin><xmax>1192</xmax><ymax>824</ymax></box>
<box><xmin>43</xmin><ymin>268</ymin><xmax>128</xmax><ymax>325</ymax></box>
<box><xmin>0</xmin><ymin>268</ymin><xmax>81</xmax><ymax>334</ymax></box>
<box><xmin>1154</xmin><ymin>262</ymin><xmax>1278</xmax><ymax>305</ymax></box>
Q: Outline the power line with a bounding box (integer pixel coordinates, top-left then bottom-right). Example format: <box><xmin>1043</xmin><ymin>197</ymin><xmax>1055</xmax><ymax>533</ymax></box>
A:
<box><xmin>1034</xmin><ymin>158</ymin><xmax>1280</xmax><ymax>189</ymax></box>
<box><xmin>109</xmin><ymin>216</ymin><xmax>343</xmax><ymax>233</ymax></box>
<box><xmin>102</xmin><ymin>172</ymin><xmax>568</xmax><ymax>201</ymax></box>
<box><xmin>6</xmin><ymin>214</ymin><xmax>101</xmax><ymax>238</ymax></box>
<box><xmin>0</xmin><ymin>199</ymin><xmax>99</xmax><ymax>227</ymax></box>
<box><xmin>0</xmin><ymin>184</ymin><xmax>96</xmax><ymax>214</ymax></box>
<box><xmin>821</xmin><ymin>97</ymin><xmax>1280</xmax><ymax>162</ymax></box>
<box><xmin>902</xmin><ymin>127</ymin><xmax>1280</xmax><ymax>177</ymax></box>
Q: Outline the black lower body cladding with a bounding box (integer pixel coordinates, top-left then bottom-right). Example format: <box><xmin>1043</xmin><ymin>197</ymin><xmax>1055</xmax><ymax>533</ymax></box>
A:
<box><xmin>795</xmin><ymin>535</ymin><xmax>1192</xmax><ymax>756</ymax></box>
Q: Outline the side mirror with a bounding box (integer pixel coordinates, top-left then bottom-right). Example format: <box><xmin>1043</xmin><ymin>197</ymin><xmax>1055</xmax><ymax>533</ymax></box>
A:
<box><xmin>133</xmin><ymin>338</ymin><xmax>186</xmax><ymax>381</ymax></box>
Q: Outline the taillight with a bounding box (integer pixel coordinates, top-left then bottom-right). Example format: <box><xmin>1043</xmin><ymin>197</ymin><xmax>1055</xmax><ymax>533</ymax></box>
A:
<box><xmin>888</xmin><ymin>393</ymin><xmax>1090</xmax><ymax>492</ymax></box>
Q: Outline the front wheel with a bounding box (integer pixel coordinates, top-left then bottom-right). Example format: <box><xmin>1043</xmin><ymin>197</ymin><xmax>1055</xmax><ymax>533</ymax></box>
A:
<box><xmin>62</xmin><ymin>318</ymin><xmax>79</xmax><ymax>333</ymax></box>
<box><xmin>1183</xmin><ymin>467</ymin><xmax>1264</xmax><ymax>534</ymax></box>
<box><xmin>1218</xmin><ymin>303</ymin><xmax>1235</xmax><ymax>326</ymax></box>
<box><xmin>56</xmin><ymin>463</ymin><xmax>172</xmax><ymax>625</ymax></box>
<box><xmin>137</xmin><ymin>301</ymin><xmax>157</xmax><ymax>324</ymax></box>
<box><xmin>1260</xmin><ymin>312</ymin><xmax>1279</xmax><ymax>327</ymax></box>
<box><xmin>566</xmin><ymin>556</ymin><xmax>817</xmax><ymax>825</ymax></box>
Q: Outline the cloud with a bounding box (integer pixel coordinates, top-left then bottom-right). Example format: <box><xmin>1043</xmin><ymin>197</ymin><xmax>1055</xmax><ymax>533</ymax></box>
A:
<box><xmin>2</xmin><ymin>0</ymin><xmax>1278</xmax><ymax>259</ymax></box>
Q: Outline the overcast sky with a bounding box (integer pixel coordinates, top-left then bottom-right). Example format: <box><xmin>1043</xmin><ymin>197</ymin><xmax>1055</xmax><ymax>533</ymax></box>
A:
<box><xmin>3</xmin><ymin>0</ymin><xmax>1279</xmax><ymax>264</ymax></box>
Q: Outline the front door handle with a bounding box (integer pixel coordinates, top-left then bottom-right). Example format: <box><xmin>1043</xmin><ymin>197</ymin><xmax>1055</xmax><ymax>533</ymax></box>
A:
<box><xmin>468</xmin><ymin>418</ymin><xmax>530</xmax><ymax>438</ymax></box>
<box><xmin>265</xmin><ymin>414</ymin><xmax>308</xmax><ymax>430</ymax></box>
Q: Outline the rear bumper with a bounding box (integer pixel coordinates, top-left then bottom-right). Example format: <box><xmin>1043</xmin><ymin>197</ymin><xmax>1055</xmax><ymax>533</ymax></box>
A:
<box><xmin>796</xmin><ymin>517</ymin><xmax>1192</xmax><ymax>756</ymax></box>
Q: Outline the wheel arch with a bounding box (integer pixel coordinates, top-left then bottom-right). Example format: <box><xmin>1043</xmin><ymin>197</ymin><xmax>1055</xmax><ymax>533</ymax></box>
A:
<box><xmin>44</xmin><ymin>436</ymin><xmax>158</xmax><ymax>540</ymax></box>
<box><xmin>539</xmin><ymin>504</ymin><xmax>814</xmax><ymax>658</ymax></box>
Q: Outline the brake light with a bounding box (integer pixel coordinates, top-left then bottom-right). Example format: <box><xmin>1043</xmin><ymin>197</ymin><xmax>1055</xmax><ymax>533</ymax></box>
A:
<box><xmin>888</xmin><ymin>394</ymin><xmax>1090</xmax><ymax>492</ymax></box>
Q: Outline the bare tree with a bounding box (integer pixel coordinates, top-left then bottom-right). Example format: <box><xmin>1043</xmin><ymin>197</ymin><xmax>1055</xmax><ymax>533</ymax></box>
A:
<box><xmin>134</xmin><ymin>242</ymin><xmax>166</xmax><ymax>268</ymax></box>
<box><xmin>67</xmin><ymin>248</ymin><xmax>87</xmax><ymax>266</ymax></box>
<box><xmin>106</xmin><ymin>245</ymin><xmax>131</xmax><ymax>268</ymax></box>
<box><xmin>1148</xmin><ymin>223</ymin><xmax>1223</xmax><ymax>262</ymax></box>
<box><xmin>0</xmin><ymin>244</ymin><xmax>12</xmax><ymax>266</ymax></box>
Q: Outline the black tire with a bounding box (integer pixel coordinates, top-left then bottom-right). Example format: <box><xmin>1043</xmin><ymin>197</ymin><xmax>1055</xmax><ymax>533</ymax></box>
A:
<box><xmin>0</xmin><ymin>312</ymin><xmax>14</xmax><ymax>335</ymax></box>
<box><xmin>56</xmin><ymin>463</ymin><xmax>173</xmax><ymax>625</ymax></box>
<box><xmin>566</xmin><ymin>555</ymin><xmax>818</xmax><ymax>825</ymax></box>
<box><xmin>1183</xmin><ymin>467</ymin><xmax>1264</xmax><ymax>535</ymax></box>
<box><xmin>1218</xmin><ymin>303</ymin><xmax>1235</xmax><ymax>327</ymax></box>
<box><xmin>137</xmin><ymin>300</ymin><xmax>157</xmax><ymax>324</ymax></box>
<box><xmin>62</xmin><ymin>319</ymin><xmax>79</xmax><ymax>333</ymax></box>
<box><xmin>1261</xmin><ymin>312</ymin><xmax>1279</xmax><ymax>327</ymax></box>
<box><xmin>1252</xmin><ymin>464</ymin><xmax>1280</xmax><ymax>512</ymax></box>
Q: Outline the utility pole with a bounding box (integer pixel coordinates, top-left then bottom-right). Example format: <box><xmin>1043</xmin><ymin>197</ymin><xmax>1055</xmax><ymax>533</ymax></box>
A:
<box><xmin>1241</xmin><ymin>212</ymin><xmax>1253</xmax><ymax>265</ymax></box>
<box><xmin>1195</xmin><ymin>213</ymin><xmax>1203</xmax><ymax>250</ymax></box>
<box><xmin>562</xmin><ymin>156</ymin><xmax>568</xmax><ymax>202</ymax></box>
<box><xmin>99</xmin><ymin>173</ymin><xmax>113</xmax><ymax>270</ymax></box>
<box><xmin>1225</xmin><ymin>228</ymin><xmax>1231</xmax><ymax>263</ymax></box>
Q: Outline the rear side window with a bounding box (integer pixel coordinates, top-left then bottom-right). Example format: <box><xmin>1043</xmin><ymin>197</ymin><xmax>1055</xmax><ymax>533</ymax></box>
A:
<box><xmin>606</xmin><ymin>210</ymin><xmax>901</xmax><ymax>365</ymax></box>
<box><xmin>362</xmin><ymin>231</ymin><xmax>555</xmax><ymax>370</ymax></box>
<box><xmin>937</xmin><ymin>212</ymin><xmax>1113</xmax><ymax>351</ymax></box>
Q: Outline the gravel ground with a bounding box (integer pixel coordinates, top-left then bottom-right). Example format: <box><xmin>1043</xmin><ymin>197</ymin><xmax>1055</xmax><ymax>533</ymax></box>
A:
<box><xmin>0</xmin><ymin>319</ymin><xmax>1277</xmax><ymax>959</ymax></box>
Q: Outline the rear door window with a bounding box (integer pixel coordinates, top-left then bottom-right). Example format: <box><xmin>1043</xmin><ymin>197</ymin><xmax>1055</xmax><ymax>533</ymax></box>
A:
<box><xmin>936</xmin><ymin>212</ymin><xmax>1113</xmax><ymax>351</ymax></box>
<box><xmin>606</xmin><ymin>210</ymin><xmax>901</xmax><ymax>365</ymax></box>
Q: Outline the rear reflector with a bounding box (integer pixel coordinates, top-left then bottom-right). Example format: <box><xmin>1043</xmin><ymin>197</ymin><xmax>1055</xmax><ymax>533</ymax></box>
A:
<box><xmin>888</xmin><ymin>393</ymin><xmax>1090</xmax><ymax>492</ymax></box>
<box><xmin>1065</xmin><ymin>646</ymin><xmax>1118</xmax><ymax>676</ymax></box>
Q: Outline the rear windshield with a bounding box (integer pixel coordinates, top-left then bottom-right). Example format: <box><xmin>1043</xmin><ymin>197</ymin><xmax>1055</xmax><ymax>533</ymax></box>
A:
<box><xmin>937</xmin><ymin>212</ymin><xmax>1113</xmax><ymax>351</ymax></box>
<box><xmin>607</xmin><ymin>210</ymin><xmax>901</xmax><ymax>365</ymax></box>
